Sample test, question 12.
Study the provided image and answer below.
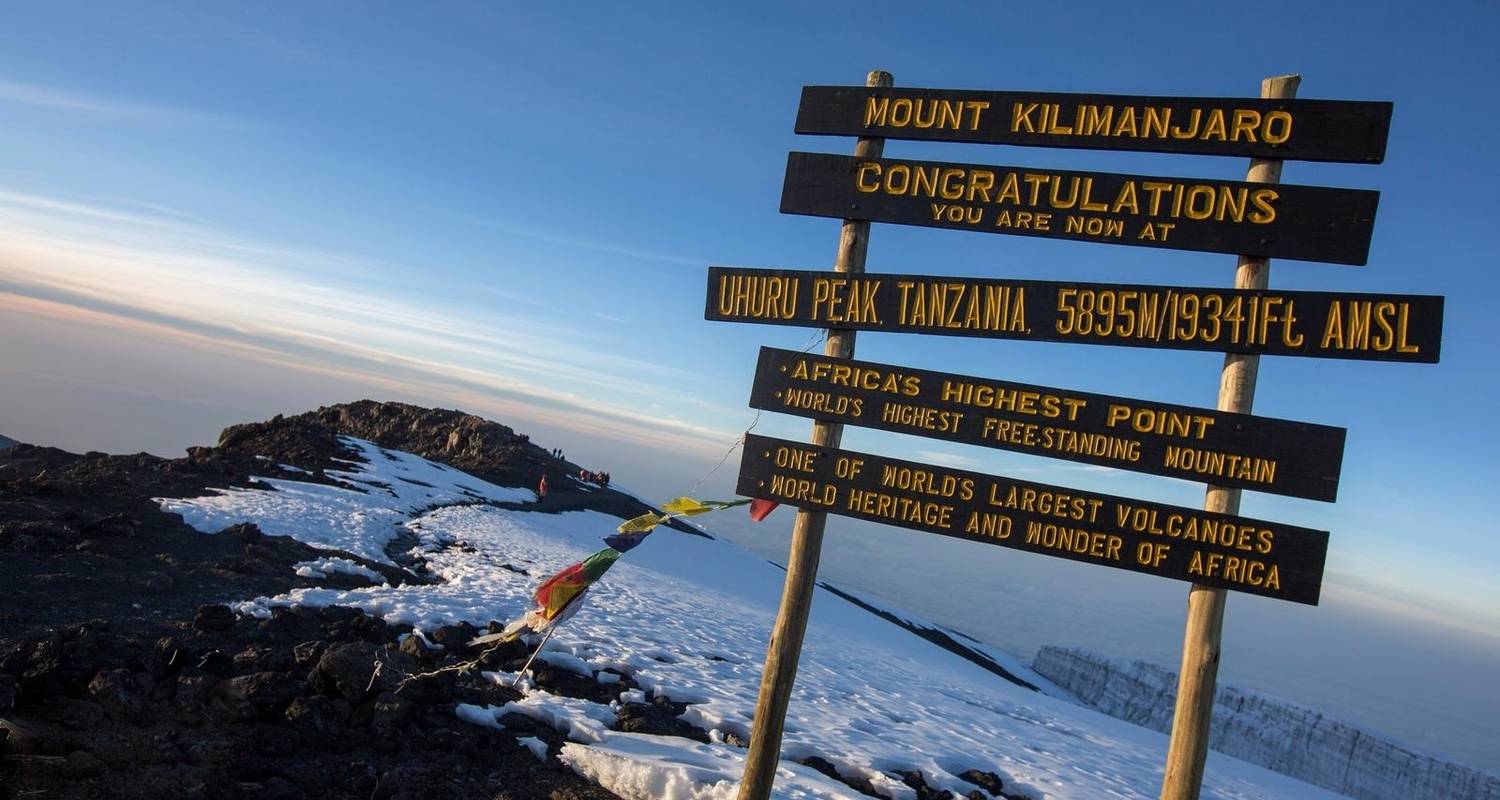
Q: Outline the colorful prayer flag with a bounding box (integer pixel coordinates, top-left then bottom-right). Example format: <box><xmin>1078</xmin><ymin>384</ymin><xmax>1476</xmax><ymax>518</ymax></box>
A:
<box><xmin>749</xmin><ymin>498</ymin><xmax>779</xmax><ymax>522</ymax></box>
<box><xmin>473</xmin><ymin>547</ymin><xmax>622</xmax><ymax>645</ymax></box>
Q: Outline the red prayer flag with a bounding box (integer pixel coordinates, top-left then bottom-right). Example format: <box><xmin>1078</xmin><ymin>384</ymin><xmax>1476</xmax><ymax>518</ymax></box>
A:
<box><xmin>749</xmin><ymin>498</ymin><xmax>779</xmax><ymax>522</ymax></box>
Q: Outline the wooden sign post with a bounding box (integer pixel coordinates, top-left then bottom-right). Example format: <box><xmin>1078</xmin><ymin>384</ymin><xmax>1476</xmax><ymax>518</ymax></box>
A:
<box><xmin>1160</xmin><ymin>73</ymin><xmax>1298</xmax><ymax>800</ymax></box>
<box><xmin>713</xmin><ymin>67</ymin><xmax>1428</xmax><ymax>800</ymax></box>
<box><xmin>736</xmin><ymin>69</ymin><xmax>893</xmax><ymax>800</ymax></box>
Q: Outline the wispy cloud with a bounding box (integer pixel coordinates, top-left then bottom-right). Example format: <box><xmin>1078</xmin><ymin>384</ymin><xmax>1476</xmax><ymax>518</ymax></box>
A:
<box><xmin>1322</xmin><ymin>570</ymin><xmax>1500</xmax><ymax>642</ymax></box>
<box><xmin>0</xmin><ymin>80</ymin><xmax>225</xmax><ymax>126</ymax></box>
<box><xmin>1000</xmin><ymin>461</ymin><xmax>1120</xmax><ymax>477</ymax></box>
<box><xmin>463</xmin><ymin>214</ymin><xmax>704</xmax><ymax>268</ymax></box>
<box><xmin>913</xmin><ymin>450</ymin><xmax>987</xmax><ymax>471</ymax></box>
<box><xmin>912</xmin><ymin>447</ymin><xmax>1120</xmax><ymax>479</ymax></box>
<box><xmin>0</xmin><ymin>190</ymin><xmax>744</xmax><ymax>457</ymax></box>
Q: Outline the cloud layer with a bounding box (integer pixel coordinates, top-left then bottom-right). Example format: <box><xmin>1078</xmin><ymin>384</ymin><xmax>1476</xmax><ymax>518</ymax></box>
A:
<box><xmin>0</xmin><ymin>190</ymin><xmax>740</xmax><ymax>457</ymax></box>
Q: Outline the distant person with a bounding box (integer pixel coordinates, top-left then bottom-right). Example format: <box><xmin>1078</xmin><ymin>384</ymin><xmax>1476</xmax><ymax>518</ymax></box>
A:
<box><xmin>537</xmin><ymin>474</ymin><xmax>548</xmax><ymax>502</ymax></box>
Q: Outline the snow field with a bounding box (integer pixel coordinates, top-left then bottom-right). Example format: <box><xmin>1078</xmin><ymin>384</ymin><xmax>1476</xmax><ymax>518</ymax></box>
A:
<box><xmin>160</xmin><ymin>440</ymin><xmax>1344</xmax><ymax>800</ymax></box>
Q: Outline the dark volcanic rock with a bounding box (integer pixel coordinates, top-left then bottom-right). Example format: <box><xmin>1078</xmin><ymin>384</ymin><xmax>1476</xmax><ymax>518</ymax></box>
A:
<box><xmin>246</xmin><ymin>401</ymin><xmax>537</xmax><ymax>486</ymax></box>
<box><xmin>0</xmin><ymin>674</ymin><xmax>16</xmax><ymax>710</ymax></box>
<box><xmin>284</xmin><ymin>694</ymin><xmax>348</xmax><ymax>746</ymax></box>
<box><xmin>399</xmin><ymin>634</ymin><xmax>442</xmax><ymax>662</ymax></box>
<box><xmin>87</xmin><ymin>669</ymin><xmax>147</xmax><ymax>720</ymax></box>
<box><xmin>292</xmin><ymin>640</ymin><xmax>328</xmax><ymax>668</ymax></box>
<box><xmin>56</xmin><ymin>696</ymin><xmax>105</xmax><ymax>730</ymax></box>
<box><xmin>64</xmin><ymin>749</ymin><xmax>106</xmax><ymax>778</ymax></box>
<box><xmin>308</xmin><ymin>641</ymin><xmax>415</xmax><ymax>703</ymax></box>
<box><xmin>231</xmin><ymin>670</ymin><xmax>304</xmax><ymax>711</ymax></box>
<box><xmin>1</xmin><ymin>603</ymin><xmax>624</xmax><ymax>799</ymax></box>
<box><xmin>309</xmin><ymin>641</ymin><xmax>384</xmax><ymax>702</ymax></box>
<box><xmin>798</xmin><ymin>755</ymin><xmax>885</xmax><ymax>798</ymax></box>
<box><xmin>960</xmin><ymin>768</ymin><xmax>1008</xmax><ymax>797</ymax></box>
<box><xmin>212</xmin><ymin>413</ymin><xmax>353</xmax><ymax>476</ymax></box>
<box><xmin>896</xmin><ymin>769</ymin><xmax>959</xmax><ymax>800</ymax></box>
<box><xmin>0</xmin><ymin>400</ymin><xmax>688</xmax><ymax>800</ymax></box>
<box><xmin>0</xmin><ymin>442</ymin><xmax>412</xmax><ymax>643</ymax></box>
<box><xmin>614</xmin><ymin>698</ymin><xmax>710</xmax><ymax>743</ymax></box>
<box><xmin>428</xmin><ymin>622</ymin><xmax>479</xmax><ymax>650</ymax></box>
<box><xmin>193</xmin><ymin>604</ymin><xmax>236</xmax><ymax>633</ymax></box>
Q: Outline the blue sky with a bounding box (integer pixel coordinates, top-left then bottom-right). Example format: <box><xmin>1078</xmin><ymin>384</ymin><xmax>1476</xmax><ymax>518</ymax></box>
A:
<box><xmin>1</xmin><ymin>1</ymin><xmax>1497</xmax><ymax>640</ymax></box>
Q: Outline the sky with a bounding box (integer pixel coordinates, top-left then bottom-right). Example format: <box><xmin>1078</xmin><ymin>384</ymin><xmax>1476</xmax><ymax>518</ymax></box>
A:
<box><xmin>2</xmin><ymin>0</ymin><xmax>1498</xmax><ymax>747</ymax></box>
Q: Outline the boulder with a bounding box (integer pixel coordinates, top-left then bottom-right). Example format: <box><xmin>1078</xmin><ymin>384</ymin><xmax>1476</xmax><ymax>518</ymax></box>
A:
<box><xmin>308</xmin><ymin>641</ymin><xmax>413</xmax><ymax>702</ymax></box>
<box><xmin>87</xmin><ymin>669</ymin><xmax>146</xmax><ymax>720</ymax></box>
<box><xmin>193</xmin><ymin>604</ymin><xmax>236</xmax><ymax>633</ymax></box>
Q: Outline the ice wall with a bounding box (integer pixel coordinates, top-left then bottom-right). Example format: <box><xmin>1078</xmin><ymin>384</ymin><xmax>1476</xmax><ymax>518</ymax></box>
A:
<box><xmin>1032</xmin><ymin>646</ymin><xmax>1499</xmax><ymax>800</ymax></box>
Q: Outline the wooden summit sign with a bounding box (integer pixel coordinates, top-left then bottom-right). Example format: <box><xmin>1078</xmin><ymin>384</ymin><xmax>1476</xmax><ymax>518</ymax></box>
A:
<box><xmin>749</xmin><ymin>347</ymin><xmax>1346</xmax><ymax>502</ymax></box>
<box><xmin>794</xmin><ymin>86</ymin><xmax>1393</xmax><ymax>163</ymax></box>
<box><xmin>780</xmin><ymin>152</ymin><xmax>1380</xmax><ymax>265</ymax></box>
<box><xmin>706</xmin><ymin>267</ymin><xmax>1444</xmax><ymax>363</ymax></box>
<box><xmin>738</xmin><ymin>433</ymin><xmax>1329</xmax><ymax>605</ymax></box>
<box><xmin>729</xmin><ymin>71</ymin><xmax>1425</xmax><ymax>800</ymax></box>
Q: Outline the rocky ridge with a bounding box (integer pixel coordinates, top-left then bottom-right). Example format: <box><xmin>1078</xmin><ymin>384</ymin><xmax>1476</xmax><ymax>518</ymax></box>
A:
<box><xmin>216</xmin><ymin>401</ymin><xmax>698</xmax><ymax>534</ymax></box>
<box><xmin>0</xmin><ymin>401</ymin><xmax>696</xmax><ymax>800</ymax></box>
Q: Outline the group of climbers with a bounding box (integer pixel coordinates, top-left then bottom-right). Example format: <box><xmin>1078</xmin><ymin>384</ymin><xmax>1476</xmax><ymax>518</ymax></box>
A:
<box><xmin>540</xmin><ymin>459</ymin><xmax>609</xmax><ymax>501</ymax></box>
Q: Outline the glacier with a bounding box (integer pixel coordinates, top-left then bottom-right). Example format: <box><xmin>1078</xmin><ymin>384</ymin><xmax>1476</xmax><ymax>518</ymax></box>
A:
<box><xmin>1032</xmin><ymin>646</ymin><xmax>1500</xmax><ymax>800</ymax></box>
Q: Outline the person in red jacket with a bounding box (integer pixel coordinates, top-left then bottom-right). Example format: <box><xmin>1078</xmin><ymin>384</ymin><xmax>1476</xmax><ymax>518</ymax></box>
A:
<box><xmin>537</xmin><ymin>473</ymin><xmax>548</xmax><ymax>502</ymax></box>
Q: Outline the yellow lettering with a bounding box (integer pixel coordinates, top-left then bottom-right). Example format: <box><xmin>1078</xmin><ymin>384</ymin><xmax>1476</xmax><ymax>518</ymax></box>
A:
<box><xmin>1248</xmin><ymin>188</ymin><xmax>1278</xmax><ymax>223</ymax></box>
<box><xmin>1263</xmin><ymin>111</ymin><xmax>1293</xmax><ymax>144</ymax></box>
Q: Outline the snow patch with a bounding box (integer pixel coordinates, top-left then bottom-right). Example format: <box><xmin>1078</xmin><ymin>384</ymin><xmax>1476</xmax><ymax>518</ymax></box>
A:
<box><xmin>158</xmin><ymin>436</ymin><xmax>531</xmax><ymax>563</ymax></box>
<box><xmin>559</xmin><ymin>733</ymin><xmax>862</xmax><ymax>800</ymax></box>
<box><xmin>293</xmin><ymin>557</ymin><xmax>384</xmax><ymax>582</ymax></box>
<box><xmin>517</xmin><ymin>735</ymin><xmax>548</xmax><ymax>761</ymax></box>
<box><xmin>459</xmin><ymin>691</ymin><xmax>615</xmax><ymax>744</ymax></box>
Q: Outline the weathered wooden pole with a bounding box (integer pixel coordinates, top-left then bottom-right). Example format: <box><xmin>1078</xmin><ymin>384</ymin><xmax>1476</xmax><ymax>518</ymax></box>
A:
<box><xmin>1159</xmin><ymin>73</ymin><xmax>1300</xmax><ymax>800</ymax></box>
<box><xmin>736</xmin><ymin>68</ymin><xmax>892</xmax><ymax>800</ymax></box>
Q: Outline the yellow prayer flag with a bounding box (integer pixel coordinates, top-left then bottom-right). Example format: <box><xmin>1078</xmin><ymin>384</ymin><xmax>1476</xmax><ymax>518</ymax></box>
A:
<box><xmin>616</xmin><ymin>511</ymin><xmax>667</xmax><ymax>534</ymax></box>
<box><xmin>661</xmin><ymin>497</ymin><xmax>713</xmax><ymax>516</ymax></box>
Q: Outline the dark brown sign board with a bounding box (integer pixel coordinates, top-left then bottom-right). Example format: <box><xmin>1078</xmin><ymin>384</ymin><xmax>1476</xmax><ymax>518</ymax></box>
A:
<box><xmin>706</xmin><ymin>267</ymin><xmax>1443</xmax><ymax>363</ymax></box>
<box><xmin>738</xmin><ymin>433</ymin><xmax>1328</xmax><ymax>604</ymax></box>
<box><xmin>795</xmin><ymin>86</ymin><xmax>1392</xmax><ymax>163</ymax></box>
<box><xmin>780</xmin><ymin>152</ymin><xmax>1380</xmax><ymax>265</ymax></box>
<box><xmin>750</xmin><ymin>347</ymin><xmax>1346</xmax><ymax>502</ymax></box>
